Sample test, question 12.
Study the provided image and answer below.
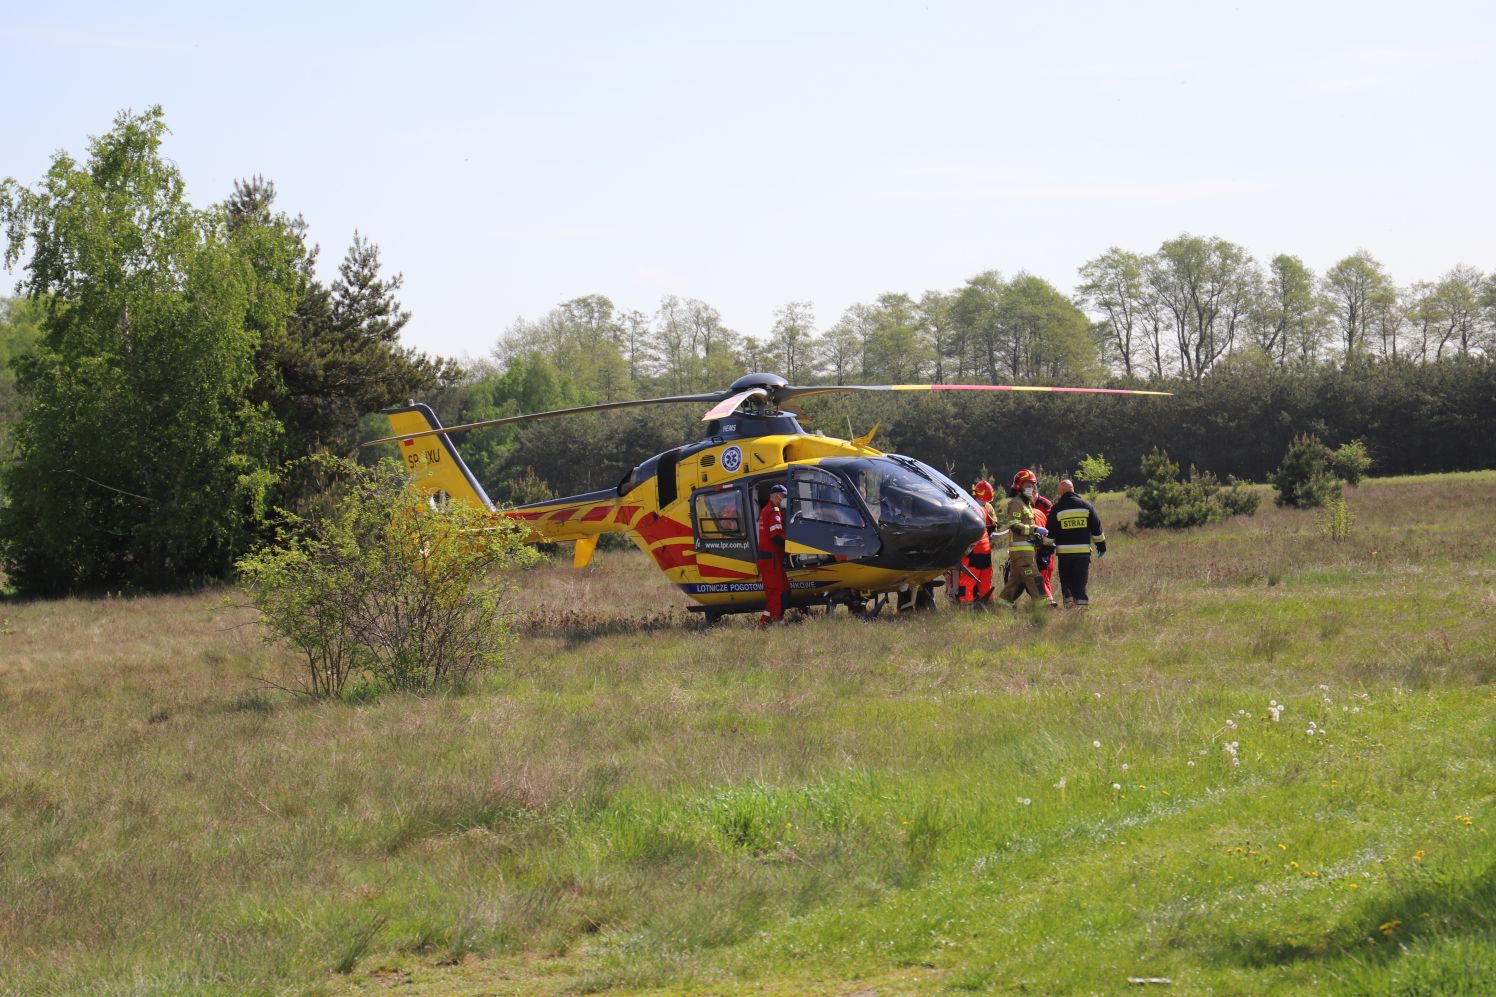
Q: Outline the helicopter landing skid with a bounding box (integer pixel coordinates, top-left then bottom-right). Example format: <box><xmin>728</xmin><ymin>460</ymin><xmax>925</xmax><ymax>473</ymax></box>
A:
<box><xmin>687</xmin><ymin>594</ymin><xmax>836</xmax><ymax>626</ymax></box>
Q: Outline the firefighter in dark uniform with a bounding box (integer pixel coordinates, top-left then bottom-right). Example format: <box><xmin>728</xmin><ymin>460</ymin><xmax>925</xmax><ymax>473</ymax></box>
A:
<box><xmin>757</xmin><ymin>483</ymin><xmax>790</xmax><ymax>627</ymax></box>
<box><xmin>997</xmin><ymin>469</ymin><xmax>1050</xmax><ymax>607</ymax></box>
<box><xmin>1049</xmin><ymin>479</ymin><xmax>1107</xmax><ymax>607</ymax></box>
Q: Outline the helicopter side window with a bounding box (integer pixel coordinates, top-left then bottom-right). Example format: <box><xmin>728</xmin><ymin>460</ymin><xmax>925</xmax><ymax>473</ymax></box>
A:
<box><xmin>790</xmin><ymin>467</ymin><xmax>864</xmax><ymax>528</ymax></box>
<box><xmin>694</xmin><ymin>489</ymin><xmax>746</xmax><ymax>540</ymax></box>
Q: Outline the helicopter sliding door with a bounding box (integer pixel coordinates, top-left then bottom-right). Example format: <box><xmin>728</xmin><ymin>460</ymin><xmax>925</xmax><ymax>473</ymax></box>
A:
<box><xmin>785</xmin><ymin>465</ymin><xmax>880</xmax><ymax>560</ymax></box>
<box><xmin>690</xmin><ymin>485</ymin><xmax>755</xmax><ymax>571</ymax></box>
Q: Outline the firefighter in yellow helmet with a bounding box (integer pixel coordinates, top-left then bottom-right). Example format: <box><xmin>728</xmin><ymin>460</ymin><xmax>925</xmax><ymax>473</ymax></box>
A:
<box><xmin>997</xmin><ymin>469</ymin><xmax>1051</xmax><ymax>607</ymax></box>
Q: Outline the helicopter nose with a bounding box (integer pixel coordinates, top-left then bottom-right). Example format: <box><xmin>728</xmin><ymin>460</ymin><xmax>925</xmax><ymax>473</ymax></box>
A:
<box><xmin>958</xmin><ymin>501</ymin><xmax>985</xmax><ymax>547</ymax></box>
<box><xmin>871</xmin><ymin>499</ymin><xmax>987</xmax><ymax>570</ymax></box>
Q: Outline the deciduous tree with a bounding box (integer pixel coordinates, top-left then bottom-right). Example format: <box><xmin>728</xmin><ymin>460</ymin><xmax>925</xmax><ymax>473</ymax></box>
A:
<box><xmin>1145</xmin><ymin>235</ymin><xmax>1259</xmax><ymax>378</ymax></box>
<box><xmin>1076</xmin><ymin>248</ymin><xmax>1146</xmax><ymax>377</ymax></box>
<box><xmin>0</xmin><ymin>107</ymin><xmax>284</xmax><ymax>593</ymax></box>
<box><xmin>1322</xmin><ymin>250</ymin><xmax>1392</xmax><ymax>362</ymax></box>
<box><xmin>771</xmin><ymin>300</ymin><xmax>816</xmax><ymax>383</ymax></box>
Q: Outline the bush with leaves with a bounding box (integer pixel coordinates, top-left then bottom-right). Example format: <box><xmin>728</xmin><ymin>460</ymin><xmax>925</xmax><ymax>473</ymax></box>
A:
<box><xmin>1216</xmin><ymin>476</ymin><xmax>1261</xmax><ymax>517</ymax></box>
<box><xmin>1074</xmin><ymin>452</ymin><xmax>1112</xmax><ymax>492</ymax></box>
<box><xmin>1128</xmin><ymin>449</ymin><xmax>1257</xmax><ymax>529</ymax></box>
<box><xmin>1329</xmin><ymin>440</ymin><xmax>1372</xmax><ymax>486</ymax></box>
<box><xmin>1270</xmin><ymin>434</ymin><xmax>1371</xmax><ymax>509</ymax></box>
<box><xmin>237</xmin><ymin>456</ymin><xmax>538</xmax><ymax>697</ymax></box>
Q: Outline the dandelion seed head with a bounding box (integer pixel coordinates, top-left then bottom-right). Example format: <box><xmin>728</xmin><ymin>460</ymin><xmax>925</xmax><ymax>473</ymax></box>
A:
<box><xmin>1112</xmin><ymin>783</ymin><xmax>1122</xmax><ymax>791</ymax></box>
<box><xmin>1093</xmin><ymin>740</ymin><xmax>1102</xmax><ymax>749</ymax></box>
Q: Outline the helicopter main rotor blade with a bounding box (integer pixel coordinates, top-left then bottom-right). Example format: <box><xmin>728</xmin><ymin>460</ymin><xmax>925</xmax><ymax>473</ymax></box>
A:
<box><xmin>700</xmin><ymin>387</ymin><xmax>768</xmax><ymax>421</ymax></box>
<box><xmin>360</xmin><ymin>391</ymin><xmax>727</xmax><ymax>448</ymax></box>
<box><xmin>778</xmin><ymin>383</ymin><xmax>1173</xmax><ymax>401</ymax></box>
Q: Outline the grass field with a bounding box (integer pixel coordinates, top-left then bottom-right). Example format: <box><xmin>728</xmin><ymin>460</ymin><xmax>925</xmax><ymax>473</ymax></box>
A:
<box><xmin>2</xmin><ymin>473</ymin><xmax>1494</xmax><ymax>995</ymax></box>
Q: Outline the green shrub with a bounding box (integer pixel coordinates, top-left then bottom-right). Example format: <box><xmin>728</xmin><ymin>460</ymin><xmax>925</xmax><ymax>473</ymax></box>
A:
<box><xmin>1074</xmin><ymin>453</ymin><xmax>1112</xmax><ymax>492</ymax></box>
<box><xmin>1217</xmin><ymin>476</ymin><xmax>1261</xmax><ymax>517</ymax></box>
<box><xmin>1320</xmin><ymin>492</ymin><xmax>1355</xmax><ymax>540</ymax></box>
<box><xmin>237</xmin><ymin>455</ymin><xmax>538</xmax><ymax>697</ymax></box>
<box><xmin>1330</xmin><ymin>440</ymin><xmax>1372</xmax><ymax>487</ymax></box>
<box><xmin>1127</xmin><ymin>449</ymin><xmax>1257</xmax><ymax>529</ymax></box>
<box><xmin>1271</xmin><ymin>434</ymin><xmax>1347</xmax><ymax>508</ymax></box>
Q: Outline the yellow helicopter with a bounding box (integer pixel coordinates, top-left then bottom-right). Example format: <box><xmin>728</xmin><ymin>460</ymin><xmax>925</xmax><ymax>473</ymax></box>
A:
<box><xmin>364</xmin><ymin>373</ymin><xmax>1168</xmax><ymax>621</ymax></box>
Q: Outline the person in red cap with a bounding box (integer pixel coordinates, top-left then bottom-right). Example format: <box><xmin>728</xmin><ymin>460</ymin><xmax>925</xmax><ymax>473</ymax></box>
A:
<box><xmin>997</xmin><ymin>469</ymin><xmax>1051</xmax><ymax>607</ymax></box>
<box><xmin>757</xmin><ymin>483</ymin><xmax>790</xmax><ymax>627</ymax></box>
<box><xmin>956</xmin><ymin>479</ymin><xmax>999</xmax><ymax>602</ymax></box>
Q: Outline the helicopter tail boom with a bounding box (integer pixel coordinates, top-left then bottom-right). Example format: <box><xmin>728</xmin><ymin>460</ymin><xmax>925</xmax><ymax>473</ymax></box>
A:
<box><xmin>506</xmin><ymin>488</ymin><xmax>631</xmax><ymax>544</ymax></box>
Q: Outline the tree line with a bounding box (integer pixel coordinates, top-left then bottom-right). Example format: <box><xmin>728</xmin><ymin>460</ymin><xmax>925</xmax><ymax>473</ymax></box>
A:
<box><xmin>483</xmin><ymin>242</ymin><xmax>1495</xmax><ymax>404</ymax></box>
<box><xmin>1</xmin><ymin>106</ymin><xmax>1493</xmax><ymax>595</ymax></box>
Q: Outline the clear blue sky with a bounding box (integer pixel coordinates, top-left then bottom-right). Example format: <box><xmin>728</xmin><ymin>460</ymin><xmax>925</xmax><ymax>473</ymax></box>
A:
<box><xmin>4</xmin><ymin>1</ymin><xmax>1493</xmax><ymax>359</ymax></box>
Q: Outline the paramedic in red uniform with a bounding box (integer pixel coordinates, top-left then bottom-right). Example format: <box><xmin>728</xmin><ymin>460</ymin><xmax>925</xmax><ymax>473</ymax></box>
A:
<box><xmin>757</xmin><ymin>483</ymin><xmax>790</xmax><ymax>627</ymax></box>
<box><xmin>958</xmin><ymin>480</ymin><xmax>998</xmax><ymax>602</ymax></box>
<box><xmin>1033</xmin><ymin>494</ymin><xmax>1058</xmax><ymax>606</ymax></box>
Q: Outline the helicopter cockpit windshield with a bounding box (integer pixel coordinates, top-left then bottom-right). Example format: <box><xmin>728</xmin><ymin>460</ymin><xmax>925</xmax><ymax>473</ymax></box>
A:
<box><xmin>826</xmin><ymin>457</ymin><xmax>958</xmax><ymax>530</ymax></box>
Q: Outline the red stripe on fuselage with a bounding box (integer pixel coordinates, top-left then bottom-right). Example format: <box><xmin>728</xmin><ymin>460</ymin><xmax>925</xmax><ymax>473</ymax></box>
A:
<box><xmin>635</xmin><ymin>513</ymin><xmax>692</xmax><ymax>544</ymax></box>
